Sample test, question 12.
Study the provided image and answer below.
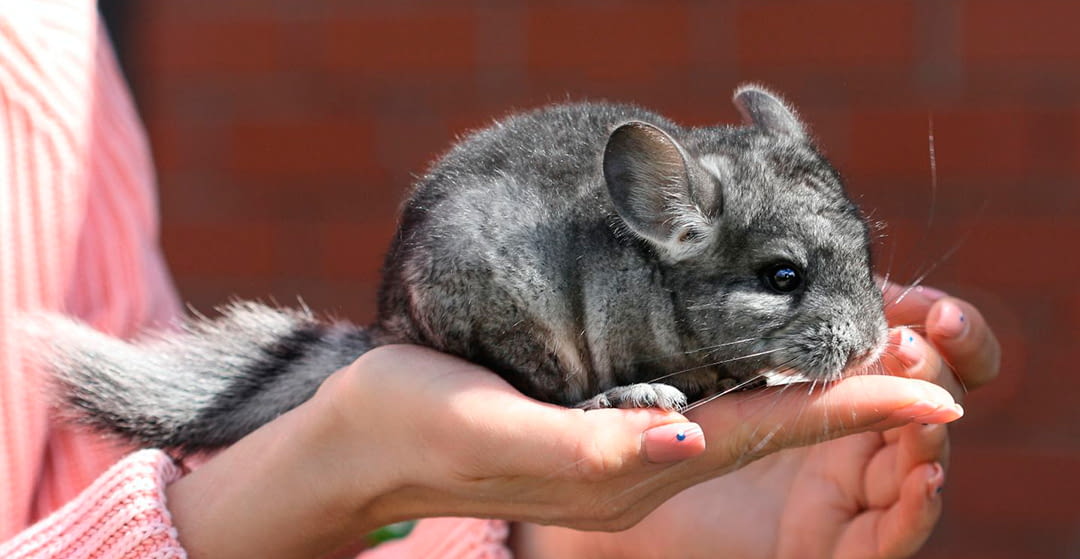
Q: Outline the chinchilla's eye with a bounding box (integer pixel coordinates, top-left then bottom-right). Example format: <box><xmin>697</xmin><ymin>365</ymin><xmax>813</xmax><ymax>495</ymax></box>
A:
<box><xmin>762</xmin><ymin>263</ymin><xmax>802</xmax><ymax>293</ymax></box>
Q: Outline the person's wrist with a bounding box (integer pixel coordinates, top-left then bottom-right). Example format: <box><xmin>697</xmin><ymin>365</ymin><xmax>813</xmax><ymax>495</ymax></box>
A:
<box><xmin>165</xmin><ymin>376</ymin><xmax>408</xmax><ymax>559</ymax></box>
<box><xmin>301</xmin><ymin>364</ymin><xmax>419</xmax><ymax>526</ymax></box>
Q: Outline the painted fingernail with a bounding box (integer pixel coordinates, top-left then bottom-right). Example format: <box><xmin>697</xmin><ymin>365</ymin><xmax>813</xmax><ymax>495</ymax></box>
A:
<box><xmin>927</xmin><ymin>462</ymin><xmax>945</xmax><ymax>499</ymax></box>
<box><xmin>915</xmin><ymin>285</ymin><xmax>949</xmax><ymax>301</ymax></box>
<box><xmin>934</xmin><ymin>301</ymin><xmax>969</xmax><ymax>340</ymax></box>
<box><xmin>642</xmin><ymin>423</ymin><xmax>705</xmax><ymax>464</ymax></box>
<box><xmin>892</xmin><ymin>328</ymin><xmax>924</xmax><ymax>370</ymax></box>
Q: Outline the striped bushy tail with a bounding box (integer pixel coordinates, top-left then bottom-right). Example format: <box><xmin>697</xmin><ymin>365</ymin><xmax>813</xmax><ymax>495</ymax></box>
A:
<box><xmin>29</xmin><ymin>302</ymin><xmax>374</xmax><ymax>454</ymax></box>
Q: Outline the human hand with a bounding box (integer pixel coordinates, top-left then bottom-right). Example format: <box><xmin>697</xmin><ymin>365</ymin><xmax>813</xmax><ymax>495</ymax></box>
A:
<box><xmin>167</xmin><ymin>336</ymin><xmax>963</xmax><ymax>559</ymax></box>
<box><xmin>514</xmin><ymin>283</ymin><xmax>1001</xmax><ymax>559</ymax></box>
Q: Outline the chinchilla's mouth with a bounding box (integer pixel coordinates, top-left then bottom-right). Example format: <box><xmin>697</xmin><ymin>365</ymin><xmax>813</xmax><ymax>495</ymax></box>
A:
<box><xmin>761</xmin><ymin>368</ymin><xmax>812</xmax><ymax>386</ymax></box>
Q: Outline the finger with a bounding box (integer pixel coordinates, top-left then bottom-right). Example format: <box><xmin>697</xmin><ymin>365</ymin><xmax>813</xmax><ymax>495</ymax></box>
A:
<box><xmin>899</xmin><ymin>423</ymin><xmax>949</xmax><ymax>472</ymax></box>
<box><xmin>879</xmin><ymin>280</ymin><xmax>942</xmax><ymax>328</ymax></box>
<box><xmin>687</xmin><ymin>375</ymin><xmax>962</xmax><ymax>467</ymax></box>
<box><xmin>865</xmin><ymin>424</ymin><xmax>948</xmax><ymax>509</ymax></box>
<box><xmin>499</xmin><ymin>406</ymin><xmax>704</xmax><ymax>481</ymax></box>
<box><xmin>836</xmin><ymin>461</ymin><xmax>945</xmax><ymax>559</ymax></box>
<box><xmin>882</xmin><ymin>328</ymin><xmax>965</xmax><ymax>401</ymax></box>
<box><xmin>924</xmin><ymin>297</ymin><xmax>1001</xmax><ymax>390</ymax></box>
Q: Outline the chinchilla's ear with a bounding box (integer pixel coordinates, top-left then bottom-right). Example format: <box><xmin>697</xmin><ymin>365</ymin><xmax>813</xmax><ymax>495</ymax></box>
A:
<box><xmin>603</xmin><ymin>121</ymin><xmax>714</xmax><ymax>260</ymax></box>
<box><xmin>733</xmin><ymin>84</ymin><xmax>806</xmax><ymax>140</ymax></box>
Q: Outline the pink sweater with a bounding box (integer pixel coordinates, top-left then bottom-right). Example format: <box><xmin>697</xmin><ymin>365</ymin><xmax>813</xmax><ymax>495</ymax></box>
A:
<box><xmin>0</xmin><ymin>2</ymin><xmax>508</xmax><ymax>557</ymax></box>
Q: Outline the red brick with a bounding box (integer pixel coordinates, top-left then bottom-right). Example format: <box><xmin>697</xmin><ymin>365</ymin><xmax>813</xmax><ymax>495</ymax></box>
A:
<box><xmin>320</xmin><ymin>12</ymin><xmax>477</xmax><ymax>74</ymax></box>
<box><xmin>132</xmin><ymin>18</ymin><xmax>283</xmax><ymax>77</ymax></box>
<box><xmin>267</xmin><ymin>278</ymin><xmax>380</xmax><ymax>325</ymax></box>
<box><xmin>526</xmin><ymin>4</ymin><xmax>692</xmax><ymax>79</ymax></box>
<box><xmin>921</xmin><ymin>514</ymin><xmax>1076</xmax><ymax>558</ymax></box>
<box><xmin>144</xmin><ymin>119</ymin><xmax>183</xmax><ymax>173</ymax></box>
<box><xmin>947</xmin><ymin>448</ymin><xmax>1080</xmax><ymax>521</ymax></box>
<box><xmin>933</xmin><ymin>109</ymin><xmax>1032</xmax><ymax>180</ymax></box>
<box><xmin>318</xmin><ymin>220</ymin><xmax>398</xmax><ymax>282</ymax></box>
<box><xmin>736</xmin><ymin>1</ymin><xmax>916</xmax><ymax>67</ymax></box>
<box><xmin>372</xmin><ymin>116</ymin><xmax>455</xmax><ymax>184</ymax></box>
<box><xmin>227</xmin><ymin>118</ymin><xmax>386</xmax><ymax>181</ymax></box>
<box><xmin>162</xmin><ymin>222</ymin><xmax>277</xmax><ymax>279</ymax></box>
<box><xmin>847</xmin><ymin>109</ymin><xmax>932</xmax><ymax>181</ymax></box>
<box><xmin>940</xmin><ymin>219</ymin><xmax>1080</xmax><ymax>290</ymax></box>
<box><xmin>171</xmin><ymin>280</ymin><xmax>278</xmax><ymax>316</ymax></box>
<box><xmin>848</xmin><ymin>108</ymin><xmax>1034</xmax><ymax>182</ymax></box>
<box><xmin>964</xmin><ymin>65</ymin><xmax>1080</xmax><ymax>109</ymax></box>
<box><xmin>963</xmin><ymin>0</ymin><xmax>1080</xmax><ymax>62</ymax></box>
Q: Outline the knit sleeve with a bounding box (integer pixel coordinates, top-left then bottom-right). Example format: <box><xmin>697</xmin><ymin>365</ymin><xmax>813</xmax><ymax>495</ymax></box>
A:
<box><xmin>362</xmin><ymin>518</ymin><xmax>511</xmax><ymax>559</ymax></box>
<box><xmin>0</xmin><ymin>450</ymin><xmax>185</xmax><ymax>559</ymax></box>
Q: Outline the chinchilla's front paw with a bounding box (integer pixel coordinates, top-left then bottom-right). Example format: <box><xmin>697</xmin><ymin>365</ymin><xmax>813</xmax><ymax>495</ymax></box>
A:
<box><xmin>576</xmin><ymin>383</ymin><xmax>687</xmax><ymax>411</ymax></box>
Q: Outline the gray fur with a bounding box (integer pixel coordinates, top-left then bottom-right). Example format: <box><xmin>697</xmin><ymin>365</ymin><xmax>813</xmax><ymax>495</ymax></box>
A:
<box><xmin>38</xmin><ymin>85</ymin><xmax>887</xmax><ymax>452</ymax></box>
<box><xmin>41</xmin><ymin>304</ymin><xmax>372</xmax><ymax>453</ymax></box>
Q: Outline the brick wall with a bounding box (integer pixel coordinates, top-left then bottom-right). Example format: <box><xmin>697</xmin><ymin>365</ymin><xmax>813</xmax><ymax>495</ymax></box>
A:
<box><xmin>121</xmin><ymin>1</ymin><xmax>1079</xmax><ymax>556</ymax></box>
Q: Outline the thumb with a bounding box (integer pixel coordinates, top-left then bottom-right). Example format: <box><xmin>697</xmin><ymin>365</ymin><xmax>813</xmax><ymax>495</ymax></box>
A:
<box><xmin>491</xmin><ymin>403</ymin><xmax>706</xmax><ymax>481</ymax></box>
<box><xmin>689</xmin><ymin>375</ymin><xmax>963</xmax><ymax>462</ymax></box>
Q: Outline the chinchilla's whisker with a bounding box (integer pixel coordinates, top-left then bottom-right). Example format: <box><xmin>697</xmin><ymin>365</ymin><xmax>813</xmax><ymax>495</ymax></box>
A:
<box><xmin>879</xmin><ymin>226</ymin><xmax>897</xmax><ymax>293</ymax></box>
<box><xmin>926</xmin><ymin>113</ymin><xmax>939</xmax><ymax>233</ymax></box>
<box><xmin>628</xmin><ymin>337</ymin><xmax>761</xmax><ymax>366</ymax></box>
<box><xmin>686</xmin><ymin>352</ymin><xmax>805</xmax><ymax>412</ymax></box>
<box><xmin>680</xmin><ymin>373</ymin><xmax>768</xmax><ymax>413</ymax></box>
<box><xmin>935</xmin><ymin>351</ymin><xmax>969</xmax><ymax>395</ymax></box>
<box><xmin>877</xmin><ymin>351</ymin><xmax>906</xmax><ymax>372</ymax></box>
<box><xmin>891</xmin><ymin>201</ymin><xmax>988</xmax><ymax>307</ymax></box>
<box><xmin>646</xmin><ymin>347</ymin><xmax>791</xmax><ymax>384</ymax></box>
<box><xmin>888</xmin><ymin>323</ymin><xmax>927</xmax><ymax>331</ymax></box>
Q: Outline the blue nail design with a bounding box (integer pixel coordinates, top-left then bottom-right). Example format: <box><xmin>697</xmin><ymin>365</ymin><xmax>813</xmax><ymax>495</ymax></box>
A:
<box><xmin>907</xmin><ymin>335</ymin><xmax>915</xmax><ymax>344</ymax></box>
<box><xmin>675</xmin><ymin>432</ymin><xmax>687</xmax><ymax>442</ymax></box>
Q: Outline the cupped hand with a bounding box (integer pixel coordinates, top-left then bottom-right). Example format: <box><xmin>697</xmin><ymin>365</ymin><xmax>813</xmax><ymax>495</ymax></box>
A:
<box><xmin>319</xmin><ymin>342</ymin><xmax>959</xmax><ymax>533</ymax></box>
<box><xmin>168</xmin><ymin>336</ymin><xmax>961</xmax><ymax>559</ymax></box>
<box><xmin>515</xmin><ymin>283</ymin><xmax>1001</xmax><ymax>559</ymax></box>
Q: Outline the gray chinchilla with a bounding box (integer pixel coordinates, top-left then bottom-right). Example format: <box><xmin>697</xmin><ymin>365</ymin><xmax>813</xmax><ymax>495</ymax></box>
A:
<box><xmin>38</xmin><ymin>85</ymin><xmax>887</xmax><ymax>454</ymax></box>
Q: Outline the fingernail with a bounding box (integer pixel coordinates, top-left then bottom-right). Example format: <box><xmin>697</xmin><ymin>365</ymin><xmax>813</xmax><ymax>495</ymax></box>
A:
<box><xmin>926</xmin><ymin>462</ymin><xmax>945</xmax><ymax>499</ymax></box>
<box><xmin>919</xmin><ymin>403</ymin><xmax>964</xmax><ymax>424</ymax></box>
<box><xmin>934</xmin><ymin>301</ymin><xmax>969</xmax><ymax>340</ymax></box>
<box><xmin>642</xmin><ymin>423</ymin><xmax>705</xmax><ymax>464</ymax></box>
<box><xmin>893</xmin><ymin>401</ymin><xmax>964</xmax><ymax>424</ymax></box>
<box><xmin>892</xmin><ymin>328</ymin><xmax>924</xmax><ymax>370</ymax></box>
<box><xmin>915</xmin><ymin>285</ymin><xmax>949</xmax><ymax>301</ymax></box>
<box><xmin>893</xmin><ymin>400</ymin><xmax>941</xmax><ymax>420</ymax></box>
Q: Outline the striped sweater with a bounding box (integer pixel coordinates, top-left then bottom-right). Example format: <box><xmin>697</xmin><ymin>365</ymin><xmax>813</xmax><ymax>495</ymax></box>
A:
<box><xmin>0</xmin><ymin>2</ymin><xmax>508</xmax><ymax>557</ymax></box>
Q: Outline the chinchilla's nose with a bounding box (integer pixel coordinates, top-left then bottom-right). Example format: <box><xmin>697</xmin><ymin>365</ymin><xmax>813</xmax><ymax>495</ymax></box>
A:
<box><xmin>844</xmin><ymin>317</ymin><xmax>887</xmax><ymax>371</ymax></box>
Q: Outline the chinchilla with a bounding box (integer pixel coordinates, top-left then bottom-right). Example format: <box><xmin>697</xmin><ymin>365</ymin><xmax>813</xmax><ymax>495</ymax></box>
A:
<box><xmin>36</xmin><ymin>85</ymin><xmax>887</xmax><ymax>454</ymax></box>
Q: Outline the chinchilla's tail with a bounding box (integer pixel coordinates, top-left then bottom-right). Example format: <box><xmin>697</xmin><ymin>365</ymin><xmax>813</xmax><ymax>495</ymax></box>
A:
<box><xmin>28</xmin><ymin>302</ymin><xmax>373</xmax><ymax>454</ymax></box>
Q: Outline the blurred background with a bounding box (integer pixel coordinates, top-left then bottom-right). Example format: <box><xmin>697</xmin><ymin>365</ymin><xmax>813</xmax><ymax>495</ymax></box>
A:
<box><xmin>99</xmin><ymin>1</ymin><xmax>1077</xmax><ymax>556</ymax></box>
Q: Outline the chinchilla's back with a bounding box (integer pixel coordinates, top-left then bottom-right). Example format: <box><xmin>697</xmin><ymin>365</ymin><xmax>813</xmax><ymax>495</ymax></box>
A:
<box><xmin>39</xmin><ymin>86</ymin><xmax>887</xmax><ymax>451</ymax></box>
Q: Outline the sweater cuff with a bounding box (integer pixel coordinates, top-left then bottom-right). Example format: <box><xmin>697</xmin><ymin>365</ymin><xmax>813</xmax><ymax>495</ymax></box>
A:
<box><xmin>0</xmin><ymin>449</ymin><xmax>186</xmax><ymax>559</ymax></box>
<box><xmin>363</xmin><ymin>518</ymin><xmax>511</xmax><ymax>559</ymax></box>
